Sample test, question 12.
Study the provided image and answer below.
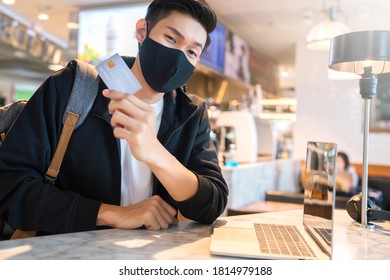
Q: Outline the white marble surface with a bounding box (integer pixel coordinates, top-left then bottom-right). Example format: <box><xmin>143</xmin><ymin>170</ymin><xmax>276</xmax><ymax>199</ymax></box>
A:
<box><xmin>0</xmin><ymin>209</ymin><xmax>389</xmax><ymax>260</ymax></box>
<box><xmin>222</xmin><ymin>159</ymin><xmax>301</xmax><ymax>210</ymax></box>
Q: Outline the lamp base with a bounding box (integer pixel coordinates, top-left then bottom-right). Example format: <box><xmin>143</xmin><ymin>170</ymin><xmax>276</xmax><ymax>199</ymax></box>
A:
<box><xmin>360</xmin><ymin>223</ymin><xmax>376</xmax><ymax>230</ymax></box>
<box><xmin>353</xmin><ymin>221</ymin><xmax>376</xmax><ymax>230</ymax></box>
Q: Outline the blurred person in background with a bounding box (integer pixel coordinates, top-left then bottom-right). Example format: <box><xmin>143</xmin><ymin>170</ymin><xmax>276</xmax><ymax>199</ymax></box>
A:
<box><xmin>336</xmin><ymin>151</ymin><xmax>358</xmax><ymax>195</ymax></box>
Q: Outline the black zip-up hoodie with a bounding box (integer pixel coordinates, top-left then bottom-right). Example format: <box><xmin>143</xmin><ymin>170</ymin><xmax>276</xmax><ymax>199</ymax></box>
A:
<box><xmin>0</xmin><ymin>58</ymin><xmax>228</xmax><ymax>235</ymax></box>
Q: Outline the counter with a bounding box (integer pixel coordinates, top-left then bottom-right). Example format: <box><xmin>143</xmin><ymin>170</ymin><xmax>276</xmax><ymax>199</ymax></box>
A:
<box><xmin>221</xmin><ymin>159</ymin><xmax>301</xmax><ymax>211</ymax></box>
<box><xmin>0</xmin><ymin>209</ymin><xmax>389</xmax><ymax>260</ymax></box>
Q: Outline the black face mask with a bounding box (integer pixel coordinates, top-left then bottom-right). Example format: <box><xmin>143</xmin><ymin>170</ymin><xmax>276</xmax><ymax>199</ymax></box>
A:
<box><xmin>138</xmin><ymin>37</ymin><xmax>195</xmax><ymax>92</ymax></box>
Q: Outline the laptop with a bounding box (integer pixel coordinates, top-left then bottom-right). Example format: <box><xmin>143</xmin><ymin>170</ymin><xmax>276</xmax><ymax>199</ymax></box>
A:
<box><xmin>210</xmin><ymin>141</ymin><xmax>338</xmax><ymax>260</ymax></box>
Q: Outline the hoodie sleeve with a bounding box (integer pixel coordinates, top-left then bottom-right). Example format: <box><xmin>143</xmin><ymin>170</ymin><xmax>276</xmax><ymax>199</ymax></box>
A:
<box><xmin>173</xmin><ymin>100</ymin><xmax>229</xmax><ymax>224</ymax></box>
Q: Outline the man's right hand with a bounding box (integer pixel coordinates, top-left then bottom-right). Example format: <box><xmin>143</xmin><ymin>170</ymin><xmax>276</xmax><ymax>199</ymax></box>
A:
<box><xmin>96</xmin><ymin>195</ymin><xmax>178</xmax><ymax>230</ymax></box>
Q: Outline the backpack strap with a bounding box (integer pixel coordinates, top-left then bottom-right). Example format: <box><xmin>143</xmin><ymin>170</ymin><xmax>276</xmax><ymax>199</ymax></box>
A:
<box><xmin>45</xmin><ymin>59</ymin><xmax>100</xmax><ymax>183</ymax></box>
<box><xmin>62</xmin><ymin>59</ymin><xmax>100</xmax><ymax>129</ymax></box>
<box><xmin>45</xmin><ymin>112</ymin><xmax>79</xmax><ymax>182</ymax></box>
<box><xmin>10</xmin><ymin>229</ymin><xmax>37</xmax><ymax>240</ymax></box>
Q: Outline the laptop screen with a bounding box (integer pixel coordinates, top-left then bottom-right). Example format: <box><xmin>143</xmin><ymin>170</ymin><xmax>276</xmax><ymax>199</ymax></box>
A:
<box><xmin>303</xmin><ymin>141</ymin><xmax>337</xmax><ymax>257</ymax></box>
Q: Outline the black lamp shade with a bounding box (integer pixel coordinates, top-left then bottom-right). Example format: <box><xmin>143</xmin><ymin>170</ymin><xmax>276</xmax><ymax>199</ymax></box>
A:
<box><xmin>329</xmin><ymin>30</ymin><xmax>390</xmax><ymax>73</ymax></box>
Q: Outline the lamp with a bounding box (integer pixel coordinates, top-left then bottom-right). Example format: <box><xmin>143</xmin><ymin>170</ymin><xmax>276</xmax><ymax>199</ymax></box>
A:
<box><xmin>2</xmin><ymin>0</ymin><xmax>16</xmax><ymax>5</ymax></box>
<box><xmin>306</xmin><ymin>3</ymin><xmax>350</xmax><ymax>51</ymax></box>
<box><xmin>329</xmin><ymin>30</ymin><xmax>390</xmax><ymax>228</ymax></box>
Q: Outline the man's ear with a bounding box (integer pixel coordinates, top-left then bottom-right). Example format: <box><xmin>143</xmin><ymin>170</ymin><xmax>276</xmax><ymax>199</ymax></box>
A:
<box><xmin>135</xmin><ymin>19</ymin><xmax>147</xmax><ymax>45</ymax></box>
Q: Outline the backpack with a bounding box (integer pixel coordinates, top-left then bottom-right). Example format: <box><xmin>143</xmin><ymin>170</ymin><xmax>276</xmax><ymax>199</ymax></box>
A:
<box><xmin>0</xmin><ymin>100</ymin><xmax>27</xmax><ymax>142</ymax></box>
<box><xmin>0</xmin><ymin>59</ymin><xmax>100</xmax><ymax>239</ymax></box>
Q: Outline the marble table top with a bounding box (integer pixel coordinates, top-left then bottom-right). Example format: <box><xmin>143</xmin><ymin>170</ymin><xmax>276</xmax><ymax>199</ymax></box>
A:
<box><xmin>0</xmin><ymin>209</ymin><xmax>389</xmax><ymax>260</ymax></box>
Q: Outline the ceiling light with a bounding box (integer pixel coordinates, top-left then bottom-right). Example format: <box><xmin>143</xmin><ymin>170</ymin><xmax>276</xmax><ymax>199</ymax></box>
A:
<box><xmin>38</xmin><ymin>12</ymin><xmax>49</xmax><ymax>21</ymax></box>
<box><xmin>280</xmin><ymin>68</ymin><xmax>289</xmax><ymax>78</ymax></box>
<box><xmin>281</xmin><ymin>71</ymin><xmax>289</xmax><ymax>78</ymax></box>
<box><xmin>2</xmin><ymin>0</ymin><xmax>16</xmax><ymax>5</ymax></box>
<box><xmin>38</xmin><ymin>7</ymin><xmax>50</xmax><ymax>21</ymax></box>
<box><xmin>67</xmin><ymin>22</ymin><xmax>79</xmax><ymax>29</ymax></box>
<box><xmin>279</xmin><ymin>65</ymin><xmax>289</xmax><ymax>78</ymax></box>
<box><xmin>306</xmin><ymin>4</ymin><xmax>350</xmax><ymax>51</ymax></box>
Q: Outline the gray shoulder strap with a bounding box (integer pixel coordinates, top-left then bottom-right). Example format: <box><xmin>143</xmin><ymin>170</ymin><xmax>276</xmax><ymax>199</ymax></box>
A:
<box><xmin>62</xmin><ymin>59</ymin><xmax>100</xmax><ymax>129</ymax></box>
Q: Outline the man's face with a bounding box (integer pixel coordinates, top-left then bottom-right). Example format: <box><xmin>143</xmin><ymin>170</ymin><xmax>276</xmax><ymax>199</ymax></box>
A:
<box><xmin>148</xmin><ymin>11</ymin><xmax>207</xmax><ymax>67</ymax></box>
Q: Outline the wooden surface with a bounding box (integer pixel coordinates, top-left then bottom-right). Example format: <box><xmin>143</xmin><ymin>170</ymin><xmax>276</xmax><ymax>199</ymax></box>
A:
<box><xmin>351</xmin><ymin>163</ymin><xmax>390</xmax><ymax>178</ymax></box>
<box><xmin>300</xmin><ymin>160</ymin><xmax>390</xmax><ymax>178</ymax></box>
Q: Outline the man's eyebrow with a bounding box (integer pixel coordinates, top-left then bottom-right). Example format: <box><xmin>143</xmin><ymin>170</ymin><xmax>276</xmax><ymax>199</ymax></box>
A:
<box><xmin>167</xmin><ymin>26</ymin><xmax>204</xmax><ymax>50</ymax></box>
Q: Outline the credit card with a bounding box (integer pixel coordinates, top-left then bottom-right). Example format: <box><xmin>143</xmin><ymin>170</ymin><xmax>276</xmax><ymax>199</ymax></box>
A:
<box><xmin>96</xmin><ymin>53</ymin><xmax>142</xmax><ymax>94</ymax></box>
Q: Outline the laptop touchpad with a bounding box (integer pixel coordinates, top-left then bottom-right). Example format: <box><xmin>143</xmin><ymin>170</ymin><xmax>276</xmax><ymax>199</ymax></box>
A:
<box><xmin>212</xmin><ymin>227</ymin><xmax>257</xmax><ymax>243</ymax></box>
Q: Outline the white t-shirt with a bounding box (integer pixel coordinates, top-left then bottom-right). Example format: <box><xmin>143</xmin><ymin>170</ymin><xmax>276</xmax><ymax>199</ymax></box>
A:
<box><xmin>120</xmin><ymin>98</ymin><xmax>164</xmax><ymax>206</ymax></box>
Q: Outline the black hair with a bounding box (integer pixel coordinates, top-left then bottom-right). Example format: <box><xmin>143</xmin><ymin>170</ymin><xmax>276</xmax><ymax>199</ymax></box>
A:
<box><xmin>338</xmin><ymin>151</ymin><xmax>350</xmax><ymax>170</ymax></box>
<box><xmin>145</xmin><ymin>0</ymin><xmax>217</xmax><ymax>50</ymax></box>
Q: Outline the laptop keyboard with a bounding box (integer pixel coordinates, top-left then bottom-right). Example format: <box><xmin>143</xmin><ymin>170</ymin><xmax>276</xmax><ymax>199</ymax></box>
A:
<box><xmin>254</xmin><ymin>223</ymin><xmax>317</xmax><ymax>258</ymax></box>
<box><xmin>313</xmin><ymin>227</ymin><xmax>332</xmax><ymax>247</ymax></box>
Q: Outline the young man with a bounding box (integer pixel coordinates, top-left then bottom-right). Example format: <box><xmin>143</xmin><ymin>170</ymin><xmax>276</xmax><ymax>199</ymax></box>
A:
<box><xmin>0</xmin><ymin>0</ymin><xmax>228</xmax><ymax>235</ymax></box>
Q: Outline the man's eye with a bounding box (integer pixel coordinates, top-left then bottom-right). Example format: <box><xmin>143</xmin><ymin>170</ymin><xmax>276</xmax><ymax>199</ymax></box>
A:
<box><xmin>187</xmin><ymin>49</ymin><xmax>199</xmax><ymax>58</ymax></box>
<box><xmin>165</xmin><ymin>35</ymin><xmax>176</xmax><ymax>44</ymax></box>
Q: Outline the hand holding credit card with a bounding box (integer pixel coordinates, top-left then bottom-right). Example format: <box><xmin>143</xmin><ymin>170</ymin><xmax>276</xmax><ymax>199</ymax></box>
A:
<box><xmin>96</xmin><ymin>53</ymin><xmax>142</xmax><ymax>94</ymax></box>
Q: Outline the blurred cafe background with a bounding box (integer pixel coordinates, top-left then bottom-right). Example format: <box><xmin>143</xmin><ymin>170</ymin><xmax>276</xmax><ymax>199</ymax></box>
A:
<box><xmin>1</xmin><ymin>0</ymin><xmax>390</xmax><ymax>214</ymax></box>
